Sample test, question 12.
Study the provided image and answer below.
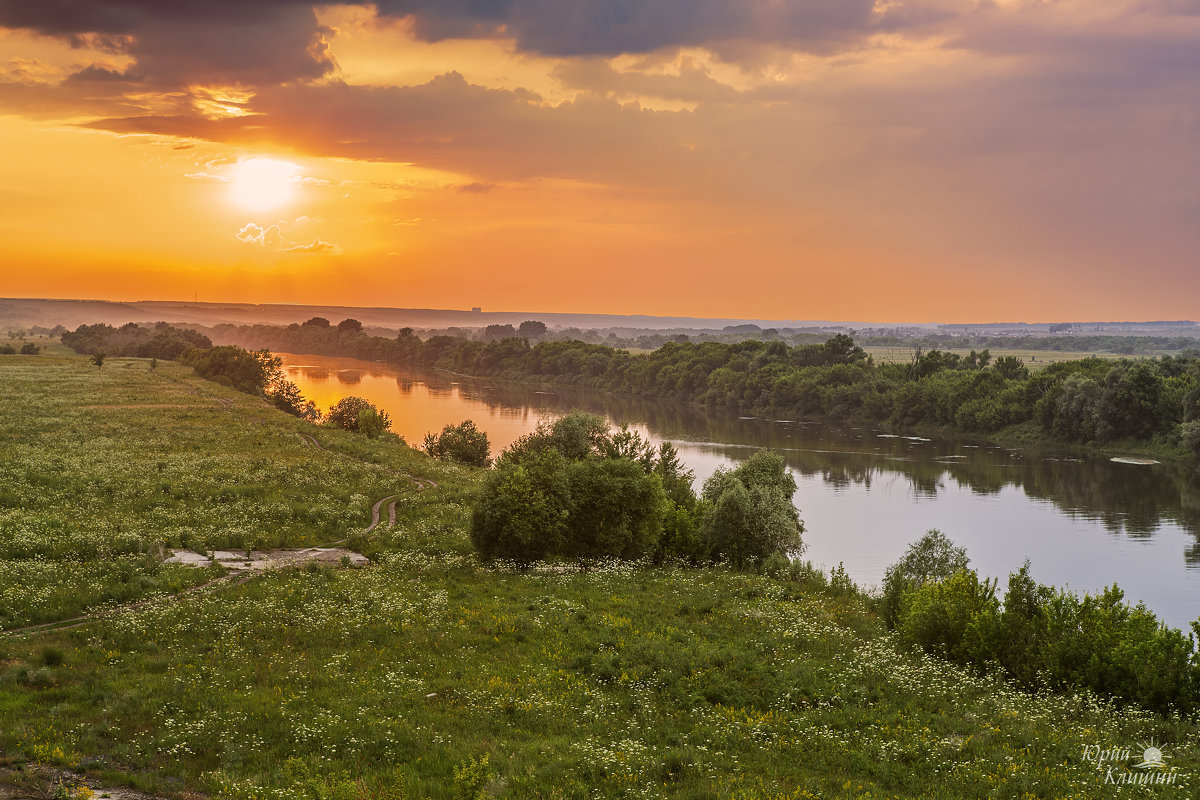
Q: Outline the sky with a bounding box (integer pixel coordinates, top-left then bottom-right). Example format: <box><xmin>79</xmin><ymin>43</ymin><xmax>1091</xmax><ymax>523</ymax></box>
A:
<box><xmin>0</xmin><ymin>0</ymin><xmax>1197</xmax><ymax>323</ymax></box>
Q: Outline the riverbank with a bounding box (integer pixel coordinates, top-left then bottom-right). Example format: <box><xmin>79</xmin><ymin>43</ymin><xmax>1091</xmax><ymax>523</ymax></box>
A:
<box><xmin>4</xmin><ymin>351</ymin><xmax>1199</xmax><ymax>797</ymax></box>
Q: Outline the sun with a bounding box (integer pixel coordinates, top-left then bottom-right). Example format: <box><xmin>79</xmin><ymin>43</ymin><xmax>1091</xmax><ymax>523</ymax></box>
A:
<box><xmin>228</xmin><ymin>157</ymin><xmax>300</xmax><ymax>211</ymax></box>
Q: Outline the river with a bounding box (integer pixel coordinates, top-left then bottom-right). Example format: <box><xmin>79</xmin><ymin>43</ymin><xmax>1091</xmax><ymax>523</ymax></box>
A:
<box><xmin>280</xmin><ymin>352</ymin><xmax>1200</xmax><ymax>630</ymax></box>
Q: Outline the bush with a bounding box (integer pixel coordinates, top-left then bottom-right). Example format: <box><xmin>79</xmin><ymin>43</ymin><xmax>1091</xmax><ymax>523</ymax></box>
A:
<box><xmin>325</xmin><ymin>396</ymin><xmax>392</xmax><ymax>437</ymax></box>
<box><xmin>879</xmin><ymin>529</ymin><xmax>969</xmax><ymax>628</ymax></box>
<box><xmin>1180</xmin><ymin>419</ymin><xmax>1200</xmax><ymax>458</ymax></box>
<box><xmin>561</xmin><ymin>456</ymin><xmax>664</xmax><ymax>560</ymax></box>
<box><xmin>19</xmin><ymin>343</ymin><xmax>39</xmax><ymax>355</ymax></box>
<box><xmin>895</xmin><ymin>568</ymin><xmax>998</xmax><ymax>662</ymax></box>
<box><xmin>470</xmin><ymin>452</ymin><xmax>569</xmax><ymax>563</ymax></box>
<box><xmin>423</xmin><ymin>420</ymin><xmax>491</xmax><ymax>467</ymax></box>
<box><xmin>700</xmin><ymin>450</ymin><xmax>804</xmax><ymax>569</ymax></box>
<box><xmin>887</xmin><ymin>546</ymin><xmax>1200</xmax><ymax>713</ymax></box>
<box><xmin>471</xmin><ymin>413</ymin><xmax>687</xmax><ymax>564</ymax></box>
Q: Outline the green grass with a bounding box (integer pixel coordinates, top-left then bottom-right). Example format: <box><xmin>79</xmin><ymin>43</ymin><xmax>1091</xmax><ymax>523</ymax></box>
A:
<box><xmin>2</xmin><ymin>353</ymin><xmax>1198</xmax><ymax>798</ymax></box>
<box><xmin>863</xmin><ymin>346</ymin><xmax>1132</xmax><ymax>370</ymax></box>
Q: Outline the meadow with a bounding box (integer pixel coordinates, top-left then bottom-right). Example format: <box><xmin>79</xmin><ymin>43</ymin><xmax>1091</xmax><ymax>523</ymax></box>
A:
<box><xmin>2</xmin><ymin>351</ymin><xmax>1198</xmax><ymax>798</ymax></box>
<box><xmin>861</xmin><ymin>346</ymin><xmax>1115</xmax><ymax>369</ymax></box>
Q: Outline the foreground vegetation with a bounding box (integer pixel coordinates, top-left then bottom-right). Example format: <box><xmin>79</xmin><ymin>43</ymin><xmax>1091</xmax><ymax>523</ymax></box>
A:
<box><xmin>3</xmin><ymin>351</ymin><xmax>1200</xmax><ymax>798</ymax></box>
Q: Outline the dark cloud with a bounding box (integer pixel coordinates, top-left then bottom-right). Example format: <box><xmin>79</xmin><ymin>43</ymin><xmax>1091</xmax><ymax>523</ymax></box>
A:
<box><xmin>374</xmin><ymin>0</ymin><xmax>881</xmax><ymax>56</ymax></box>
<box><xmin>0</xmin><ymin>1</ymin><xmax>895</xmax><ymax>74</ymax></box>
<box><xmin>86</xmin><ymin>73</ymin><xmax>704</xmax><ymax>187</ymax></box>
<box><xmin>63</xmin><ymin>65</ymin><xmax>130</xmax><ymax>83</ymax></box>
<box><xmin>0</xmin><ymin>1</ymin><xmax>336</xmax><ymax>87</ymax></box>
<box><xmin>4</xmin><ymin>0</ymin><xmax>1199</xmax><ymax>287</ymax></box>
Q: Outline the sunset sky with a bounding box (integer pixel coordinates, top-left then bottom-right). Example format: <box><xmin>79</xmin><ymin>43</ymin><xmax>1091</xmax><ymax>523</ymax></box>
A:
<box><xmin>1</xmin><ymin>1</ymin><xmax>1197</xmax><ymax>322</ymax></box>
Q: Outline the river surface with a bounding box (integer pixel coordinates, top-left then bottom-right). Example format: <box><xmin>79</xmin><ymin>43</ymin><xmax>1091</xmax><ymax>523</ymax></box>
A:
<box><xmin>281</xmin><ymin>353</ymin><xmax>1200</xmax><ymax>630</ymax></box>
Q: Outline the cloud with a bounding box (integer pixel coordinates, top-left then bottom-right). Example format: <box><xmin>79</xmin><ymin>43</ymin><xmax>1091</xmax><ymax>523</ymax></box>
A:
<box><xmin>3</xmin><ymin>0</ymin><xmax>1199</xmax><ymax>297</ymax></box>
<box><xmin>456</xmin><ymin>181</ymin><xmax>494</xmax><ymax>194</ymax></box>
<box><xmin>285</xmin><ymin>238</ymin><xmax>340</xmax><ymax>254</ymax></box>
<box><xmin>373</xmin><ymin>0</ymin><xmax>883</xmax><ymax>57</ymax></box>
<box><xmin>0</xmin><ymin>1</ymin><xmax>336</xmax><ymax>88</ymax></box>
<box><xmin>235</xmin><ymin>223</ymin><xmax>282</xmax><ymax>246</ymax></box>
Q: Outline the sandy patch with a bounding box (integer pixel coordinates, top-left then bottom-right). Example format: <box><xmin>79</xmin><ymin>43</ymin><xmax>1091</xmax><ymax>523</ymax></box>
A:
<box><xmin>166</xmin><ymin>547</ymin><xmax>369</xmax><ymax>571</ymax></box>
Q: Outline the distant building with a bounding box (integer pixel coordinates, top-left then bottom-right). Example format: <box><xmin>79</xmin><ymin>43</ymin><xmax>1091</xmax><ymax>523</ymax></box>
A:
<box><xmin>471</xmin><ymin>307</ymin><xmax>482</xmax><ymax>313</ymax></box>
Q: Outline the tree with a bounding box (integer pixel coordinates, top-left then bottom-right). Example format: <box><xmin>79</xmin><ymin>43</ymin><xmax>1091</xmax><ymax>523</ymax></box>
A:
<box><xmin>181</xmin><ymin>346</ymin><xmax>269</xmax><ymax>394</ymax></box>
<box><xmin>653</xmin><ymin>442</ymin><xmax>696</xmax><ymax>509</ymax></box>
<box><xmin>356</xmin><ymin>407</ymin><xmax>389</xmax><ymax>439</ymax></box>
<box><xmin>518</xmin><ymin>320</ymin><xmax>548</xmax><ymax>339</ymax></box>
<box><xmin>19</xmin><ymin>343</ymin><xmax>39</xmax><ymax>355</ymax></box>
<box><xmin>993</xmin><ymin>355</ymin><xmax>1029</xmax><ymax>380</ymax></box>
<box><xmin>562</xmin><ymin>457</ymin><xmax>665</xmax><ymax>559</ymax></box>
<box><xmin>336</xmin><ymin>318</ymin><xmax>363</xmax><ymax>335</ymax></box>
<box><xmin>0</xmin><ymin>344</ymin><xmax>14</xmax><ymax>355</ymax></box>
<box><xmin>879</xmin><ymin>529</ymin><xmax>969</xmax><ymax>628</ymax></box>
<box><xmin>483</xmin><ymin>323</ymin><xmax>517</xmax><ymax>341</ymax></box>
<box><xmin>700</xmin><ymin>450</ymin><xmax>803</xmax><ymax>569</ymax></box>
<box><xmin>268</xmin><ymin>379</ymin><xmax>321</xmax><ymax>421</ymax></box>
<box><xmin>91</xmin><ymin>352</ymin><xmax>106</xmax><ymax>370</ymax></box>
<box><xmin>1181</xmin><ymin>420</ymin><xmax>1200</xmax><ymax>458</ymax></box>
<box><xmin>325</xmin><ymin>396</ymin><xmax>391</xmax><ymax>436</ymax></box>
<box><xmin>302</xmin><ymin>317</ymin><xmax>331</xmax><ymax>328</ymax></box>
<box><xmin>423</xmin><ymin>420</ymin><xmax>491</xmax><ymax>467</ymax></box>
<box><xmin>471</xmin><ymin>453</ymin><xmax>569</xmax><ymax>563</ymax></box>
<box><xmin>502</xmin><ymin>413</ymin><xmax>611</xmax><ymax>465</ymax></box>
<box><xmin>471</xmin><ymin>414</ymin><xmax>687</xmax><ymax>564</ymax></box>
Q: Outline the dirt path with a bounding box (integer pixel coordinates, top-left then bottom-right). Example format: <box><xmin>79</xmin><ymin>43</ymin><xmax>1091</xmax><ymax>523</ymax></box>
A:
<box><xmin>2</xmin><ymin>572</ymin><xmax>259</xmax><ymax>638</ymax></box>
<box><xmin>365</xmin><ymin>494</ymin><xmax>399</xmax><ymax>533</ymax></box>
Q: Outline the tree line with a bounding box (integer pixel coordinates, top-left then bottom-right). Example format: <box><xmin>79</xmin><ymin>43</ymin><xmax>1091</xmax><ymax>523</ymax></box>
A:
<box><xmin>62</xmin><ymin>322</ymin><xmax>213</xmax><ymax>360</ymax></box>
<box><xmin>193</xmin><ymin>319</ymin><xmax>1200</xmax><ymax>455</ymax></box>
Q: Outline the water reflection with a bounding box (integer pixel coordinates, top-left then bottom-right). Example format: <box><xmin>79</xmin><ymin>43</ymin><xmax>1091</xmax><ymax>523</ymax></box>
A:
<box><xmin>280</xmin><ymin>353</ymin><xmax>1200</xmax><ymax>628</ymax></box>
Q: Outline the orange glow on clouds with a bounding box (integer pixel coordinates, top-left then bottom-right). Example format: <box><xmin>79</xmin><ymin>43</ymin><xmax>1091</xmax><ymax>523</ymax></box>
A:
<box><xmin>0</xmin><ymin>2</ymin><xmax>1197</xmax><ymax>322</ymax></box>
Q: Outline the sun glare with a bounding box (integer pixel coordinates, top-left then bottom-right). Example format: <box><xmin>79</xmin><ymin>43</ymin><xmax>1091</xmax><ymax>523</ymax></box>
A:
<box><xmin>229</xmin><ymin>157</ymin><xmax>300</xmax><ymax>211</ymax></box>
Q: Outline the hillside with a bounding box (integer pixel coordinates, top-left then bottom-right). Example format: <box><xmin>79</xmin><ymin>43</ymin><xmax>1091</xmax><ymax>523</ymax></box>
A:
<box><xmin>1</xmin><ymin>351</ymin><xmax>1197</xmax><ymax>798</ymax></box>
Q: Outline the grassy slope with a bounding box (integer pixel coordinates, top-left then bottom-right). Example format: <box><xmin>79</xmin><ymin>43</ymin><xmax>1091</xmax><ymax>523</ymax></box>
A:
<box><xmin>1</xmin><ymin>353</ymin><xmax>1198</xmax><ymax>799</ymax></box>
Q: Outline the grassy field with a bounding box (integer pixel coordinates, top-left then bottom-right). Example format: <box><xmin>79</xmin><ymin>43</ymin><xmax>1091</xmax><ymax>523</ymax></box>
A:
<box><xmin>2</xmin><ymin>352</ymin><xmax>1198</xmax><ymax>798</ymax></box>
<box><xmin>862</xmin><ymin>346</ymin><xmax>1130</xmax><ymax>369</ymax></box>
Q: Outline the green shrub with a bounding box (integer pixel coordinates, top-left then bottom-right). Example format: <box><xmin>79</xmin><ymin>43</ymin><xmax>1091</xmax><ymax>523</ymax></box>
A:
<box><xmin>452</xmin><ymin>753</ymin><xmax>494</xmax><ymax>800</ymax></box>
<box><xmin>896</xmin><ymin>568</ymin><xmax>998</xmax><ymax>662</ymax></box>
<box><xmin>325</xmin><ymin>396</ymin><xmax>392</xmax><ymax>437</ymax></box>
<box><xmin>470</xmin><ymin>453</ymin><xmax>569</xmax><ymax>563</ymax></box>
<box><xmin>423</xmin><ymin>420</ymin><xmax>491</xmax><ymax>467</ymax></box>
<box><xmin>880</xmin><ymin>529</ymin><xmax>969</xmax><ymax>629</ymax></box>
<box><xmin>700</xmin><ymin>451</ymin><xmax>804</xmax><ymax>569</ymax></box>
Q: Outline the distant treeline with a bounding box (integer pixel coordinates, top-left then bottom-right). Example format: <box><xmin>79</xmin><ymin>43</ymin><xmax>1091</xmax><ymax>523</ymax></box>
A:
<box><xmin>62</xmin><ymin>322</ymin><xmax>212</xmax><ymax>360</ymax></box>
<box><xmin>198</xmin><ymin>319</ymin><xmax>1200</xmax><ymax>454</ymax></box>
<box><xmin>862</xmin><ymin>332</ymin><xmax>1200</xmax><ymax>355</ymax></box>
<box><xmin>205</xmin><ymin>317</ymin><xmax>1199</xmax><ymax>355</ymax></box>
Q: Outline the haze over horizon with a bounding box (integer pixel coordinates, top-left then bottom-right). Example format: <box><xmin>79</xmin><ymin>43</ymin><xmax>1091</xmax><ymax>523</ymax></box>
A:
<box><xmin>1</xmin><ymin>1</ymin><xmax>1197</xmax><ymax>322</ymax></box>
